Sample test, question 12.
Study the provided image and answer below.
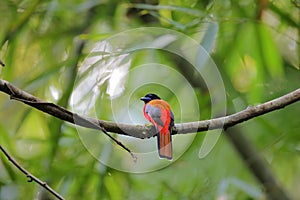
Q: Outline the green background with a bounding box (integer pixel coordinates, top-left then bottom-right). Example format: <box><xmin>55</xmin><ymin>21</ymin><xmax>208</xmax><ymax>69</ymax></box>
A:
<box><xmin>0</xmin><ymin>0</ymin><xmax>299</xmax><ymax>199</ymax></box>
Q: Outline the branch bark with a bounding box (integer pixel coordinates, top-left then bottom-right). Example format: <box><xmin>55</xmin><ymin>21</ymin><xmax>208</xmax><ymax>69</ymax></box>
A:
<box><xmin>1</xmin><ymin>78</ymin><xmax>300</xmax><ymax>138</ymax></box>
<box><xmin>0</xmin><ymin>145</ymin><xmax>64</xmax><ymax>200</ymax></box>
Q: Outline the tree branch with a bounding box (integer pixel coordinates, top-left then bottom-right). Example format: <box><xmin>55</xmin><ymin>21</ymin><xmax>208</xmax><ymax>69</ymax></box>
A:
<box><xmin>1</xmin><ymin>78</ymin><xmax>300</xmax><ymax>138</ymax></box>
<box><xmin>225</xmin><ymin>127</ymin><xmax>291</xmax><ymax>200</ymax></box>
<box><xmin>0</xmin><ymin>145</ymin><xmax>64</xmax><ymax>200</ymax></box>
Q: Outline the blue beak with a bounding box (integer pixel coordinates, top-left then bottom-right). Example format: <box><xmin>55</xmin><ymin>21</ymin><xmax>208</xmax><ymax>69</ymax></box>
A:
<box><xmin>140</xmin><ymin>96</ymin><xmax>151</xmax><ymax>102</ymax></box>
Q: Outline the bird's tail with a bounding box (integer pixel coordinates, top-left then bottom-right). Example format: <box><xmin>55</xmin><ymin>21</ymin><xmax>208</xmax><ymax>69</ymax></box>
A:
<box><xmin>157</xmin><ymin>129</ymin><xmax>172</xmax><ymax>160</ymax></box>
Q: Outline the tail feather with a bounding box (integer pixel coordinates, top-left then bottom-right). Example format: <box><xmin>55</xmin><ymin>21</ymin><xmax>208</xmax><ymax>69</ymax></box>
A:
<box><xmin>157</xmin><ymin>130</ymin><xmax>172</xmax><ymax>160</ymax></box>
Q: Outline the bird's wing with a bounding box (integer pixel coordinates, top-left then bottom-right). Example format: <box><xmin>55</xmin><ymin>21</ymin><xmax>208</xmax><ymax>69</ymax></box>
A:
<box><xmin>145</xmin><ymin>104</ymin><xmax>164</xmax><ymax>127</ymax></box>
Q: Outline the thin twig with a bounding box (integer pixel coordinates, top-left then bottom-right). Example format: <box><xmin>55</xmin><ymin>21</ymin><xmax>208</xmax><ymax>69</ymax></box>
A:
<box><xmin>0</xmin><ymin>145</ymin><xmax>64</xmax><ymax>200</ymax></box>
<box><xmin>73</xmin><ymin>113</ymin><xmax>138</xmax><ymax>161</ymax></box>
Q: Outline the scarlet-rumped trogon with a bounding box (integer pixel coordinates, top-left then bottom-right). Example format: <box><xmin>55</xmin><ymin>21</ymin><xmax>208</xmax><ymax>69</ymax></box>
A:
<box><xmin>140</xmin><ymin>93</ymin><xmax>174</xmax><ymax>160</ymax></box>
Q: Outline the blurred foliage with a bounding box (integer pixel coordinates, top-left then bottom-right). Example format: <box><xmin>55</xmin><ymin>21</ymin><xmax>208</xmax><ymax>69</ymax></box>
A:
<box><xmin>0</xmin><ymin>0</ymin><xmax>299</xmax><ymax>199</ymax></box>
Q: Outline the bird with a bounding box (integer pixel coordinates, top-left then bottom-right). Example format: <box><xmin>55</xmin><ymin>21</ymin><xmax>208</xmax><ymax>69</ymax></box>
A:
<box><xmin>140</xmin><ymin>93</ymin><xmax>174</xmax><ymax>160</ymax></box>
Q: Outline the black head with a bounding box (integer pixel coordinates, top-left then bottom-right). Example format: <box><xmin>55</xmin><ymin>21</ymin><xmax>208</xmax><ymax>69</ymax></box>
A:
<box><xmin>140</xmin><ymin>93</ymin><xmax>161</xmax><ymax>103</ymax></box>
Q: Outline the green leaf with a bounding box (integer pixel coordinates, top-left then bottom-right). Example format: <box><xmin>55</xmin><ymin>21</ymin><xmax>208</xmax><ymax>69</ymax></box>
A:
<box><xmin>201</xmin><ymin>22</ymin><xmax>218</xmax><ymax>53</ymax></box>
<box><xmin>257</xmin><ymin>24</ymin><xmax>284</xmax><ymax>78</ymax></box>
